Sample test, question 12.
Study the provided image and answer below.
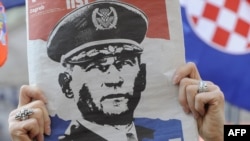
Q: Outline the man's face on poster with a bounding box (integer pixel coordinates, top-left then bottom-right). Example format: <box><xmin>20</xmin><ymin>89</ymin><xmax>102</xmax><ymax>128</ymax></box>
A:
<box><xmin>69</xmin><ymin>45</ymin><xmax>144</xmax><ymax>124</ymax></box>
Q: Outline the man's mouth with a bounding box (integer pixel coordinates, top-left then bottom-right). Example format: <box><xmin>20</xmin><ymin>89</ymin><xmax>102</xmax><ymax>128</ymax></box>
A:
<box><xmin>100</xmin><ymin>93</ymin><xmax>130</xmax><ymax>102</ymax></box>
<box><xmin>100</xmin><ymin>94</ymin><xmax>131</xmax><ymax>109</ymax></box>
<box><xmin>99</xmin><ymin>94</ymin><xmax>131</xmax><ymax>114</ymax></box>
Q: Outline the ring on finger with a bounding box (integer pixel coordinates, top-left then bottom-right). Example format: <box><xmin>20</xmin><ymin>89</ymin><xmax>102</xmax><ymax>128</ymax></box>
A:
<box><xmin>197</xmin><ymin>80</ymin><xmax>208</xmax><ymax>93</ymax></box>
<box><xmin>15</xmin><ymin>108</ymin><xmax>34</xmax><ymax>121</ymax></box>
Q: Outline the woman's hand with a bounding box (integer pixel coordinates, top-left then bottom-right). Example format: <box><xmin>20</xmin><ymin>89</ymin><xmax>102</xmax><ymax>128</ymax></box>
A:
<box><xmin>8</xmin><ymin>85</ymin><xmax>51</xmax><ymax>141</ymax></box>
<box><xmin>173</xmin><ymin>62</ymin><xmax>225</xmax><ymax>141</ymax></box>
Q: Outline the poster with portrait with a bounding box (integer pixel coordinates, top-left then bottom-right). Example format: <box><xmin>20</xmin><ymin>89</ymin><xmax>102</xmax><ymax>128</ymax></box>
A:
<box><xmin>26</xmin><ymin>0</ymin><xmax>199</xmax><ymax>141</ymax></box>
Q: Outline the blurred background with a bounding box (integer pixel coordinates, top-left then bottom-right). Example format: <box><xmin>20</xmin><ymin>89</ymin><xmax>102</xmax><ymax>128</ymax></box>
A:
<box><xmin>0</xmin><ymin>0</ymin><xmax>250</xmax><ymax>141</ymax></box>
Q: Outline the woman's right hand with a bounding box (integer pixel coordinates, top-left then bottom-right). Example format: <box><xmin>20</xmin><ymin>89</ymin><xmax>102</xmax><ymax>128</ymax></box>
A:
<box><xmin>8</xmin><ymin>85</ymin><xmax>51</xmax><ymax>141</ymax></box>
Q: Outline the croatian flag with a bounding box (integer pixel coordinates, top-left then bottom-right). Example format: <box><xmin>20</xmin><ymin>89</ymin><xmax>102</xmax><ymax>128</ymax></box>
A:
<box><xmin>180</xmin><ymin>0</ymin><xmax>250</xmax><ymax>110</ymax></box>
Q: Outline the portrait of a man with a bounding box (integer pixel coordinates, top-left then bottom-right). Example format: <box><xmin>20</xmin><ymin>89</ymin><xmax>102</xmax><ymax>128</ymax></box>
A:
<box><xmin>45</xmin><ymin>1</ymin><xmax>183</xmax><ymax>141</ymax></box>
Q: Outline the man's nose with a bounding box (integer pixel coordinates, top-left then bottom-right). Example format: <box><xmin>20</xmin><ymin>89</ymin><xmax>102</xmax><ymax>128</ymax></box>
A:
<box><xmin>104</xmin><ymin>65</ymin><xmax>124</xmax><ymax>89</ymax></box>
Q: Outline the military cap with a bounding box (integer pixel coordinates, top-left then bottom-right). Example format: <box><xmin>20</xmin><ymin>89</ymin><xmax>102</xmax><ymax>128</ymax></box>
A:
<box><xmin>47</xmin><ymin>1</ymin><xmax>148</xmax><ymax>64</ymax></box>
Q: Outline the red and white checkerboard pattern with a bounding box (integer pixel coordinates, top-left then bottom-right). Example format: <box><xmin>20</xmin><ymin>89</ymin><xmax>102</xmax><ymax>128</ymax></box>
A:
<box><xmin>184</xmin><ymin>0</ymin><xmax>250</xmax><ymax>54</ymax></box>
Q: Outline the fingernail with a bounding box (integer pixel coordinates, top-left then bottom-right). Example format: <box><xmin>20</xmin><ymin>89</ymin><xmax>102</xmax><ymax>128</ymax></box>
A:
<box><xmin>46</xmin><ymin>126</ymin><xmax>51</xmax><ymax>135</ymax></box>
<box><xmin>172</xmin><ymin>75</ymin><xmax>180</xmax><ymax>84</ymax></box>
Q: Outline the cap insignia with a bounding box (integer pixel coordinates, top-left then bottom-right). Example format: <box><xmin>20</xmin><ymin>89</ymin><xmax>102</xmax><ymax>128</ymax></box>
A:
<box><xmin>92</xmin><ymin>7</ymin><xmax>118</xmax><ymax>30</ymax></box>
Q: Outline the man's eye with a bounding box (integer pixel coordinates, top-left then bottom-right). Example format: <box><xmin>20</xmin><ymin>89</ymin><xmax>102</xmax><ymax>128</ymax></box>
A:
<box><xmin>122</xmin><ymin>60</ymin><xmax>134</xmax><ymax>66</ymax></box>
<box><xmin>115</xmin><ymin>60</ymin><xmax>134</xmax><ymax>69</ymax></box>
<box><xmin>85</xmin><ymin>64</ymin><xmax>109</xmax><ymax>72</ymax></box>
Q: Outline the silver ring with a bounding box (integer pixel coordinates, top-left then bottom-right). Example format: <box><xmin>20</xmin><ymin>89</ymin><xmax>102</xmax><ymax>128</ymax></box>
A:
<box><xmin>197</xmin><ymin>81</ymin><xmax>208</xmax><ymax>93</ymax></box>
<box><xmin>15</xmin><ymin>108</ymin><xmax>34</xmax><ymax>121</ymax></box>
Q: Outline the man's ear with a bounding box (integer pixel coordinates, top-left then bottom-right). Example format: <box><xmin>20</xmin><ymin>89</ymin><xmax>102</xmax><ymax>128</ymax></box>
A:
<box><xmin>134</xmin><ymin>63</ymin><xmax>146</xmax><ymax>92</ymax></box>
<box><xmin>58</xmin><ymin>72</ymin><xmax>74</xmax><ymax>98</ymax></box>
